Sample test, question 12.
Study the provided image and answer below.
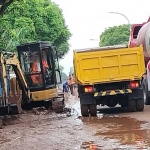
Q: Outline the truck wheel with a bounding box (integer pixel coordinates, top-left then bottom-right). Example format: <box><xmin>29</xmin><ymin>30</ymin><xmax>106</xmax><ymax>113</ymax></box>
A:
<box><xmin>127</xmin><ymin>99</ymin><xmax>136</xmax><ymax>112</ymax></box>
<box><xmin>143</xmin><ymin>85</ymin><xmax>150</xmax><ymax>105</ymax></box>
<box><xmin>142</xmin><ymin>79</ymin><xmax>150</xmax><ymax>105</ymax></box>
<box><xmin>136</xmin><ymin>99</ymin><xmax>144</xmax><ymax>111</ymax></box>
<box><xmin>89</xmin><ymin>104</ymin><xmax>97</xmax><ymax>116</ymax></box>
<box><xmin>81</xmin><ymin>104</ymin><xmax>89</xmax><ymax>117</ymax></box>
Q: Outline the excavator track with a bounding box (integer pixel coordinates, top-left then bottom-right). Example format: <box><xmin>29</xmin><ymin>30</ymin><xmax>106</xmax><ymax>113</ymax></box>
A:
<box><xmin>52</xmin><ymin>95</ymin><xmax>65</xmax><ymax>113</ymax></box>
<box><xmin>52</xmin><ymin>90</ymin><xmax>65</xmax><ymax>113</ymax></box>
<box><xmin>21</xmin><ymin>90</ymin><xmax>65</xmax><ymax>114</ymax></box>
<box><xmin>0</xmin><ymin>97</ymin><xmax>65</xmax><ymax>115</ymax></box>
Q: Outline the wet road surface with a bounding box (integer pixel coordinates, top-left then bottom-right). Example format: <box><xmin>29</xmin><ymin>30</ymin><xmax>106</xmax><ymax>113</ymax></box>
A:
<box><xmin>1</xmin><ymin>95</ymin><xmax>150</xmax><ymax>149</ymax></box>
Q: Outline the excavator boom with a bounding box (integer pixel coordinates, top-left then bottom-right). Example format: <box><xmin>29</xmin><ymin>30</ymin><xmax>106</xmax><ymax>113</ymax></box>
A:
<box><xmin>0</xmin><ymin>53</ymin><xmax>8</xmax><ymax>107</ymax></box>
<box><xmin>3</xmin><ymin>52</ymin><xmax>30</xmax><ymax>104</ymax></box>
<box><xmin>0</xmin><ymin>52</ymin><xmax>26</xmax><ymax>115</ymax></box>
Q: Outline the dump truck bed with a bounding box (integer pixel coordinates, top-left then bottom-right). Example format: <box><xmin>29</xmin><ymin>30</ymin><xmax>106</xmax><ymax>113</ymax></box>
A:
<box><xmin>73</xmin><ymin>45</ymin><xmax>145</xmax><ymax>85</ymax></box>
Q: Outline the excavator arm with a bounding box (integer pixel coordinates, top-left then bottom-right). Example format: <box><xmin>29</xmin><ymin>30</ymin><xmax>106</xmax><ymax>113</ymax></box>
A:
<box><xmin>0</xmin><ymin>53</ymin><xmax>8</xmax><ymax>106</ymax></box>
<box><xmin>3</xmin><ymin>52</ymin><xmax>30</xmax><ymax>103</ymax></box>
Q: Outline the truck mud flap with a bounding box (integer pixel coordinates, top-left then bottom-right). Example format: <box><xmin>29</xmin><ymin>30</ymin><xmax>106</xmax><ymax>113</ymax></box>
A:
<box><xmin>94</xmin><ymin>89</ymin><xmax>132</xmax><ymax>97</ymax></box>
<box><xmin>128</xmin><ymin>88</ymin><xmax>144</xmax><ymax>100</ymax></box>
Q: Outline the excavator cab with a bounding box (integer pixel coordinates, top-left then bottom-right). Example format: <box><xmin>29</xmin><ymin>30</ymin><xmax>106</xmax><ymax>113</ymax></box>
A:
<box><xmin>17</xmin><ymin>41</ymin><xmax>61</xmax><ymax>91</ymax></box>
<box><xmin>16</xmin><ymin>41</ymin><xmax>64</xmax><ymax>111</ymax></box>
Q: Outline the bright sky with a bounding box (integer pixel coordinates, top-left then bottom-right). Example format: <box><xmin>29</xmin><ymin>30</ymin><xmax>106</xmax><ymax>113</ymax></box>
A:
<box><xmin>52</xmin><ymin>0</ymin><xmax>150</xmax><ymax>74</ymax></box>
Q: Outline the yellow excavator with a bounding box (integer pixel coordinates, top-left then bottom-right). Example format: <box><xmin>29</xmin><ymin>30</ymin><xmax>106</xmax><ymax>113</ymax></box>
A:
<box><xmin>0</xmin><ymin>41</ymin><xmax>65</xmax><ymax>115</ymax></box>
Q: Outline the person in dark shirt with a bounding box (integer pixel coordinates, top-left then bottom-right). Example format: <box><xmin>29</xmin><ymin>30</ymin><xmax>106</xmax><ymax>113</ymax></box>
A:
<box><xmin>63</xmin><ymin>81</ymin><xmax>69</xmax><ymax>93</ymax></box>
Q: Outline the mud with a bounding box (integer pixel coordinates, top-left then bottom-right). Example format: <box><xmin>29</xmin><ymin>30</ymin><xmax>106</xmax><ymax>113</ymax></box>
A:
<box><xmin>0</xmin><ymin>94</ymin><xmax>150</xmax><ymax>149</ymax></box>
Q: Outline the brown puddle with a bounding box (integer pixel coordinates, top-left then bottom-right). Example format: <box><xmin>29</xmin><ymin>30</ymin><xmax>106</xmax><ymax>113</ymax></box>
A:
<box><xmin>80</xmin><ymin>115</ymin><xmax>150</xmax><ymax>149</ymax></box>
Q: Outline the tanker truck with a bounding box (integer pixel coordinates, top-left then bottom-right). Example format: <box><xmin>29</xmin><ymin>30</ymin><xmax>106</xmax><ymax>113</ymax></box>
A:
<box><xmin>129</xmin><ymin>17</ymin><xmax>150</xmax><ymax>105</ymax></box>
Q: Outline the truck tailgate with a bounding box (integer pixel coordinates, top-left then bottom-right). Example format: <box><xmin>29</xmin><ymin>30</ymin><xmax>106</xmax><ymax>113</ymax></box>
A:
<box><xmin>73</xmin><ymin>45</ymin><xmax>145</xmax><ymax>85</ymax></box>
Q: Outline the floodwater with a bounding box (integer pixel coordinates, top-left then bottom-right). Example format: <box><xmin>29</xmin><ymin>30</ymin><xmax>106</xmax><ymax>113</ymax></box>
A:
<box><xmin>0</xmin><ymin>95</ymin><xmax>150</xmax><ymax>149</ymax></box>
<box><xmin>80</xmin><ymin>116</ymin><xmax>149</xmax><ymax>149</ymax></box>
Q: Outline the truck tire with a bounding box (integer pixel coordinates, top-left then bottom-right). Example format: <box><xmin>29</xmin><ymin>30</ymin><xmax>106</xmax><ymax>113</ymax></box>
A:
<box><xmin>127</xmin><ymin>99</ymin><xmax>136</xmax><ymax>112</ymax></box>
<box><xmin>136</xmin><ymin>99</ymin><xmax>144</xmax><ymax>111</ymax></box>
<box><xmin>142</xmin><ymin>79</ymin><xmax>150</xmax><ymax>105</ymax></box>
<box><xmin>81</xmin><ymin>104</ymin><xmax>89</xmax><ymax>117</ymax></box>
<box><xmin>143</xmin><ymin>85</ymin><xmax>150</xmax><ymax>105</ymax></box>
<box><xmin>89</xmin><ymin>104</ymin><xmax>97</xmax><ymax>116</ymax></box>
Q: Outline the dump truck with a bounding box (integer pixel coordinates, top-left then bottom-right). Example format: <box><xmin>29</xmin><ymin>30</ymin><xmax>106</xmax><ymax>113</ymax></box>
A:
<box><xmin>73</xmin><ymin>45</ymin><xmax>145</xmax><ymax>116</ymax></box>
<box><xmin>129</xmin><ymin>17</ymin><xmax>150</xmax><ymax>105</ymax></box>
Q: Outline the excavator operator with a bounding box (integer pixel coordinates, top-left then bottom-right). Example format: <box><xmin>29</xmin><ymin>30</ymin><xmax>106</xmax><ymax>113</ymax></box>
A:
<box><xmin>31</xmin><ymin>56</ymin><xmax>42</xmax><ymax>85</ymax></box>
<box><xmin>31</xmin><ymin>50</ymin><xmax>50</xmax><ymax>85</ymax></box>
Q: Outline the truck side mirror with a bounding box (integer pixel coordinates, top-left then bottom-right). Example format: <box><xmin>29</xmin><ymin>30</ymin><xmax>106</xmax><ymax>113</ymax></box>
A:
<box><xmin>55</xmin><ymin>70</ymin><xmax>61</xmax><ymax>84</ymax></box>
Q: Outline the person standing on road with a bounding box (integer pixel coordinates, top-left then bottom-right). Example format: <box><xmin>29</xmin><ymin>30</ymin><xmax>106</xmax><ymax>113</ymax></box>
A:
<box><xmin>63</xmin><ymin>81</ymin><xmax>69</xmax><ymax>93</ymax></box>
<box><xmin>147</xmin><ymin>60</ymin><xmax>150</xmax><ymax>91</ymax></box>
<box><xmin>63</xmin><ymin>81</ymin><xmax>70</xmax><ymax>101</ymax></box>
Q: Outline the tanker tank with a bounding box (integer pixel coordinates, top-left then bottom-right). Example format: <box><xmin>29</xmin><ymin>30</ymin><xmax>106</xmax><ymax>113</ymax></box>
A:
<box><xmin>130</xmin><ymin>17</ymin><xmax>150</xmax><ymax>106</ymax></box>
<box><xmin>136</xmin><ymin>22</ymin><xmax>150</xmax><ymax>66</ymax></box>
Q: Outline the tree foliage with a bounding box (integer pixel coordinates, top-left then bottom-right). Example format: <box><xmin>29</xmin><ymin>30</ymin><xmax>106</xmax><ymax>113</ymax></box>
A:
<box><xmin>0</xmin><ymin>0</ymin><xmax>14</xmax><ymax>16</ymax></box>
<box><xmin>0</xmin><ymin>0</ymin><xmax>71</xmax><ymax>58</ymax></box>
<box><xmin>99</xmin><ymin>24</ymin><xmax>130</xmax><ymax>46</ymax></box>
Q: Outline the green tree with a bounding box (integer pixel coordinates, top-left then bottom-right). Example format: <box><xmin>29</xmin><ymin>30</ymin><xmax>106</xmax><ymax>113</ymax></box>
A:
<box><xmin>0</xmin><ymin>17</ymin><xmax>36</xmax><ymax>51</ymax></box>
<box><xmin>99</xmin><ymin>24</ymin><xmax>130</xmax><ymax>46</ymax></box>
<box><xmin>0</xmin><ymin>0</ymin><xmax>14</xmax><ymax>16</ymax></box>
<box><xmin>0</xmin><ymin>0</ymin><xmax>71</xmax><ymax>58</ymax></box>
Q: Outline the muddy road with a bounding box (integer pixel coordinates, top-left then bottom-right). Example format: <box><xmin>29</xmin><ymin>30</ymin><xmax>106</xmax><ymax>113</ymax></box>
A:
<box><xmin>1</xmin><ymin>95</ymin><xmax>150</xmax><ymax>149</ymax></box>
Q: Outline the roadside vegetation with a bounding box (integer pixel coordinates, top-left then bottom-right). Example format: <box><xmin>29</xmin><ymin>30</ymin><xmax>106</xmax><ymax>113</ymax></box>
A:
<box><xmin>99</xmin><ymin>24</ymin><xmax>130</xmax><ymax>46</ymax></box>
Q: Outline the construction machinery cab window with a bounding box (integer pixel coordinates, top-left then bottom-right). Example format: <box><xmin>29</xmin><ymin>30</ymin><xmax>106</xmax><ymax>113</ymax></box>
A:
<box><xmin>17</xmin><ymin>42</ymin><xmax>55</xmax><ymax>90</ymax></box>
